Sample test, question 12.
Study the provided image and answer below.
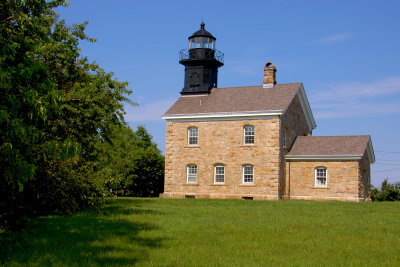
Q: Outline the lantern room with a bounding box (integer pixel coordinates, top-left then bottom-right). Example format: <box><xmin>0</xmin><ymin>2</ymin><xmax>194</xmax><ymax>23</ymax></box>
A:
<box><xmin>188</xmin><ymin>22</ymin><xmax>216</xmax><ymax>50</ymax></box>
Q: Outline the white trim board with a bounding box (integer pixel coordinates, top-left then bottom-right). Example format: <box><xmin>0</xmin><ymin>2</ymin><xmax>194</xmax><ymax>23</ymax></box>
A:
<box><xmin>366</xmin><ymin>138</ymin><xmax>376</xmax><ymax>163</ymax></box>
<box><xmin>296</xmin><ymin>84</ymin><xmax>317</xmax><ymax>131</ymax></box>
<box><xmin>285</xmin><ymin>155</ymin><xmax>363</xmax><ymax>161</ymax></box>
<box><xmin>162</xmin><ymin>111</ymin><xmax>283</xmax><ymax>121</ymax></box>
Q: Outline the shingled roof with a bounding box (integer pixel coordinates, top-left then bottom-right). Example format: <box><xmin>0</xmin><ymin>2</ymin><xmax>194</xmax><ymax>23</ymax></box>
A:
<box><xmin>164</xmin><ymin>83</ymin><xmax>301</xmax><ymax>115</ymax></box>
<box><xmin>286</xmin><ymin>135</ymin><xmax>375</xmax><ymax>163</ymax></box>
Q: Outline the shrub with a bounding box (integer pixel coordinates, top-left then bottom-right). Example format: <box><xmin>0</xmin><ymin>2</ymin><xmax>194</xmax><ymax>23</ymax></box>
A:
<box><xmin>371</xmin><ymin>179</ymin><xmax>400</xmax><ymax>201</ymax></box>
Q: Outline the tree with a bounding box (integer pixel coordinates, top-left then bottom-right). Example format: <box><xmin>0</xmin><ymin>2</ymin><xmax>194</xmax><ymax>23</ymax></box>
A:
<box><xmin>371</xmin><ymin>179</ymin><xmax>400</xmax><ymax>201</ymax></box>
<box><xmin>128</xmin><ymin>126</ymin><xmax>164</xmax><ymax>197</ymax></box>
<box><xmin>96</xmin><ymin>125</ymin><xmax>164</xmax><ymax>197</ymax></box>
<box><xmin>0</xmin><ymin>0</ymin><xmax>134</xmax><ymax>229</ymax></box>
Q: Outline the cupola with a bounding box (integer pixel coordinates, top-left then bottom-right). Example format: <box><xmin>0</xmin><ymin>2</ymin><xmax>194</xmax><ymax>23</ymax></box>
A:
<box><xmin>179</xmin><ymin>22</ymin><xmax>224</xmax><ymax>95</ymax></box>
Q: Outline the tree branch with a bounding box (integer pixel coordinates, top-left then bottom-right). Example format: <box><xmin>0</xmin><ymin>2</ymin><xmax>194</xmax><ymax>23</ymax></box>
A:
<box><xmin>1</xmin><ymin>16</ymin><xmax>14</xmax><ymax>23</ymax></box>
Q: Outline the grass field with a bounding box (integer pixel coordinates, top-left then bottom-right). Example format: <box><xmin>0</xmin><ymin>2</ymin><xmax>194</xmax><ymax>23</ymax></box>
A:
<box><xmin>1</xmin><ymin>198</ymin><xmax>399</xmax><ymax>266</ymax></box>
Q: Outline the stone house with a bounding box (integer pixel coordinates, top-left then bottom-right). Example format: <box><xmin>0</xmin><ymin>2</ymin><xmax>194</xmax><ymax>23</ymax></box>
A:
<box><xmin>161</xmin><ymin>24</ymin><xmax>375</xmax><ymax>202</ymax></box>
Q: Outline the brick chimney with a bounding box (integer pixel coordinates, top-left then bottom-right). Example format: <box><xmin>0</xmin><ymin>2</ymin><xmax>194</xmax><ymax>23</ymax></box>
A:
<box><xmin>263</xmin><ymin>61</ymin><xmax>277</xmax><ymax>88</ymax></box>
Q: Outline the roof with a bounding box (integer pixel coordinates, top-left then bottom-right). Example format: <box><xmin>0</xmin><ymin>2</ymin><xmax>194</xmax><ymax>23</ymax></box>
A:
<box><xmin>189</xmin><ymin>22</ymin><xmax>215</xmax><ymax>39</ymax></box>
<box><xmin>163</xmin><ymin>83</ymin><xmax>317</xmax><ymax>131</ymax></box>
<box><xmin>165</xmin><ymin>83</ymin><xmax>301</xmax><ymax>115</ymax></box>
<box><xmin>286</xmin><ymin>135</ymin><xmax>375</xmax><ymax>163</ymax></box>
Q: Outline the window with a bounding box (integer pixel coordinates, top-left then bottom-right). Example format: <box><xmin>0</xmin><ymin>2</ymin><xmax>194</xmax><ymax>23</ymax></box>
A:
<box><xmin>243</xmin><ymin>165</ymin><xmax>254</xmax><ymax>184</ymax></box>
<box><xmin>214</xmin><ymin>165</ymin><xmax>225</xmax><ymax>183</ymax></box>
<box><xmin>188</xmin><ymin>127</ymin><xmax>198</xmax><ymax>145</ymax></box>
<box><xmin>244</xmin><ymin>125</ymin><xmax>254</xmax><ymax>144</ymax></box>
<box><xmin>315</xmin><ymin>167</ymin><xmax>327</xmax><ymax>187</ymax></box>
<box><xmin>187</xmin><ymin>165</ymin><xmax>197</xmax><ymax>183</ymax></box>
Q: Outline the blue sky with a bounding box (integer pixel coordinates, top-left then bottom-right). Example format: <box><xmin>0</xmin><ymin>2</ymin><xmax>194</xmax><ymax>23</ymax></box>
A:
<box><xmin>57</xmin><ymin>0</ymin><xmax>400</xmax><ymax>187</ymax></box>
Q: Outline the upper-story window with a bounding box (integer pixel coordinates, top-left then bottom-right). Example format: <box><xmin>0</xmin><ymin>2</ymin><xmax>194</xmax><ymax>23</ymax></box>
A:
<box><xmin>243</xmin><ymin>165</ymin><xmax>254</xmax><ymax>184</ymax></box>
<box><xmin>315</xmin><ymin>167</ymin><xmax>327</xmax><ymax>187</ymax></box>
<box><xmin>187</xmin><ymin>164</ymin><xmax>197</xmax><ymax>183</ymax></box>
<box><xmin>244</xmin><ymin>125</ymin><xmax>255</xmax><ymax>144</ymax></box>
<box><xmin>188</xmin><ymin>127</ymin><xmax>198</xmax><ymax>145</ymax></box>
<box><xmin>214</xmin><ymin>164</ymin><xmax>225</xmax><ymax>184</ymax></box>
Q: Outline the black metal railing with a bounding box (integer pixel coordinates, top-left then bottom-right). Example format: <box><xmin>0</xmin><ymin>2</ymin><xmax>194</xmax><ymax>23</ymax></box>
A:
<box><xmin>179</xmin><ymin>48</ymin><xmax>224</xmax><ymax>63</ymax></box>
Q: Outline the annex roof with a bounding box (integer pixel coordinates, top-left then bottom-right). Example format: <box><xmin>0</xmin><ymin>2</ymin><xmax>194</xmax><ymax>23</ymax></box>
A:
<box><xmin>162</xmin><ymin>83</ymin><xmax>316</xmax><ymax>131</ymax></box>
<box><xmin>286</xmin><ymin>135</ymin><xmax>375</xmax><ymax>163</ymax></box>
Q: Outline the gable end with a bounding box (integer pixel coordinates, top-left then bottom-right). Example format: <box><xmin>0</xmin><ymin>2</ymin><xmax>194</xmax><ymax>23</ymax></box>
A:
<box><xmin>283</xmin><ymin>84</ymin><xmax>316</xmax><ymax>132</ymax></box>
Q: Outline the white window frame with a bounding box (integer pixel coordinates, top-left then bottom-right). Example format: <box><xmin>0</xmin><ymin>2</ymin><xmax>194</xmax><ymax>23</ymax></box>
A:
<box><xmin>315</xmin><ymin>167</ymin><xmax>327</xmax><ymax>187</ymax></box>
<box><xmin>214</xmin><ymin>164</ymin><xmax>225</xmax><ymax>184</ymax></box>
<box><xmin>188</xmin><ymin>127</ymin><xmax>198</xmax><ymax>145</ymax></box>
<box><xmin>242</xmin><ymin>165</ymin><xmax>254</xmax><ymax>184</ymax></box>
<box><xmin>244</xmin><ymin>125</ymin><xmax>255</xmax><ymax>144</ymax></box>
<box><xmin>187</xmin><ymin>164</ymin><xmax>197</xmax><ymax>183</ymax></box>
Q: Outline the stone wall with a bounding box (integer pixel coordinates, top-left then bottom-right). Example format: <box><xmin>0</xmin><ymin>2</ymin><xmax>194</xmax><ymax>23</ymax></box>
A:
<box><xmin>358</xmin><ymin>152</ymin><xmax>371</xmax><ymax>200</ymax></box>
<box><xmin>285</xmin><ymin>160</ymin><xmax>367</xmax><ymax>202</ymax></box>
<box><xmin>163</xmin><ymin>118</ymin><xmax>281</xmax><ymax>200</ymax></box>
<box><xmin>280</xmin><ymin>94</ymin><xmax>311</xmax><ymax>199</ymax></box>
<box><xmin>162</xmin><ymin>91</ymin><xmax>372</xmax><ymax>202</ymax></box>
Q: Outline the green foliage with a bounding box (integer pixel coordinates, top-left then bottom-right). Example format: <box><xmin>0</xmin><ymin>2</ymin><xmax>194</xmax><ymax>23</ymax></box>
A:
<box><xmin>0</xmin><ymin>0</ymin><xmax>135</xmax><ymax>229</ymax></box>
<box><xmin>97</xmin><ymin>125</ymin><xmax>164</xmax><ymax>197</ymax></box>
<box><xmin>128</xmin><ymin>126</ymin><xmax>164</xmax><ymax>197</ymax></box>
<box><xmin>371</xmin><ymin>179</ymin><xmax>400</xmax><ymax>201</ymax></box>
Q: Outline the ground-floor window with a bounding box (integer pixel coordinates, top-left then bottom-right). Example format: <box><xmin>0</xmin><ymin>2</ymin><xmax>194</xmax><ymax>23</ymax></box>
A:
<box><xmin>243</xmin><ymin>165</ymin><xmax>254</xmax><ymax>184</ymax></box>
<box><xmin>214</xmin><ymin>165</ymin><xmax>225</xmax><ymax>183</ymax></box>
<box><xmin>315</xmin><ymin>167</ymin><xmax>327</xmax><ymax>187</ymax></box>
<box><xmin>187</xmin><ymin>164</ymin><xmax>197</xmax><ymax>183</ymax></box>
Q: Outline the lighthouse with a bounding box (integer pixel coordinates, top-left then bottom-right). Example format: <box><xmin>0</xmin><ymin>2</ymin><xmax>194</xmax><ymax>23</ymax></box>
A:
<box><xmin>179</xmin><ymin>22</ymin><xmax>224</xmax><ymax>95</ymax></box>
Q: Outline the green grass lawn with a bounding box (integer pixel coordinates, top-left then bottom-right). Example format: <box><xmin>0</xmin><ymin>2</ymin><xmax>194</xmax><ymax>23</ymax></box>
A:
<box><xmin>1</xmin><ymin>198</ymin><xmax>400</xmax><ymax>266</ymax></box>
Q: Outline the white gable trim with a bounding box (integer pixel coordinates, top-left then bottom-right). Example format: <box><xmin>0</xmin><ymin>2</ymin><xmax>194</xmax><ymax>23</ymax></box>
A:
<box><xmin>285</xmin><ymin>155</ymin><xmax>363</xmax><ymax>161</ymax></box>
<box><xmin>288</xmin><ymin>84</ymin><xmax>317</xmax><ymax>131</ymax></box>
<box><xmin>366</xmin><ymin>138</ymin><xmax>376</xmax><ymax>163</ymax></box>
<box><xmin>162</xmin><ymin>111</ymin><xmax>283</xmax><ymax>121</ymax></box>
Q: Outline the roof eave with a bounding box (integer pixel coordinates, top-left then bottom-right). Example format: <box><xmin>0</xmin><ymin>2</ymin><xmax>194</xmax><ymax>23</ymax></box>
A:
<box><xmin>285</xmin><ymin>155</ymin><xmax>363</xmax><ymax>161</ymax></box>
<box><xmin>162</xmin><ymin>110</ymin><xmax>284</xmax><ymax>121</ymax></box>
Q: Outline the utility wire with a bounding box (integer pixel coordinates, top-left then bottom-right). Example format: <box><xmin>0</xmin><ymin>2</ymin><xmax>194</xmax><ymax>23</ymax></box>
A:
<box><xmin>373</xmin><ymin>167</ymin><xmax>400</xmax><ymax>173</ymax></box>
<box><xmin>375</xmin><ymin>150</ymin><xmax>400</xmax><ymax>154</ymax></box>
